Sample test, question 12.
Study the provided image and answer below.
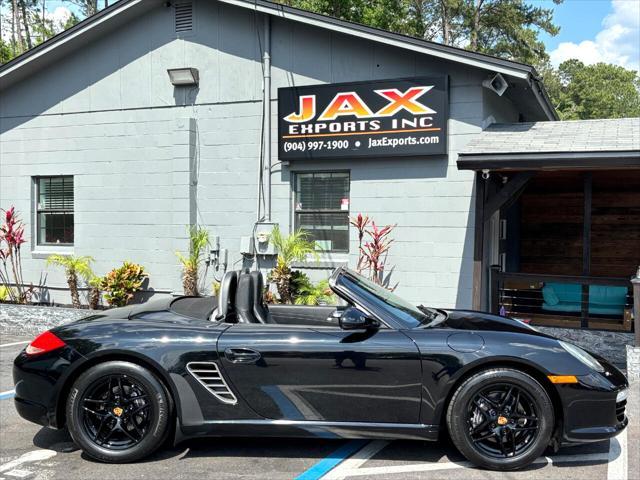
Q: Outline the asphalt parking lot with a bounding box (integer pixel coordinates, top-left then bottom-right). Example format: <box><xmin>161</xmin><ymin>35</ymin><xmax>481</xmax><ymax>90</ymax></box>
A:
<box><xmin>0</xmin><ymin>334</ymin><xmax>636</xmax><ymax>480</ymax></box>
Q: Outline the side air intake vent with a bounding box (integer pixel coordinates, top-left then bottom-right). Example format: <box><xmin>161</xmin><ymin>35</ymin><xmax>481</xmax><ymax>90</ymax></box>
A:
<box><xmin>175</xmin><ymin>2</ymin><xmax>193</xmax><ymax>33</ymax></box>
<box><xmin>187</xmin><ymin>362</ymin><xmax>237</xmax><ymax>405</ymax></box>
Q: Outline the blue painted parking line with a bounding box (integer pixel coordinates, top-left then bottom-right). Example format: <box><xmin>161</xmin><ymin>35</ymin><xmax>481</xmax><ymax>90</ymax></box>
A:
<box><xmin>295</xmin><ymin>440</ymin><xmax>368</xmax><ymax>480</ymax></box>
<box><xmin>0</xmin><ymin>389</ymin><xmax>16</xmax><ymax>400</ymax></box>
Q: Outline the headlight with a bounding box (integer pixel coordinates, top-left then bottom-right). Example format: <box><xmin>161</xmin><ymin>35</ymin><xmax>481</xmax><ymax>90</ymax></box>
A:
<box><xmin>616</xmin><ymin>389</ymin><xmax>628</xmax><ymax>403</ymax></box>
<box><xmin>559</xmin><ymin>341</ymin><xmax>604</xmax><ymax>372</ymax></box>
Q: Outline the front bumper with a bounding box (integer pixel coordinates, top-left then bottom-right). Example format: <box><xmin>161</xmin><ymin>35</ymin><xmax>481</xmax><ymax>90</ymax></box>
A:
<box><xmin>558</xmin><ymin>358</ymin><xmax>629</xmax><ymax>444</ymax></box>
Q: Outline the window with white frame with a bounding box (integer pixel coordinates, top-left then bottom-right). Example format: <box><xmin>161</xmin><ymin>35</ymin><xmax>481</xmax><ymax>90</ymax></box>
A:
<box><xmin>35</xmin><ymin>176</ymin><xmax>74</xmax><ymax>246</ymax></box>
<box><xmin>294</xmin><ymin>172</ymin><xmax>350</xmax><ymax>253</ymax></box>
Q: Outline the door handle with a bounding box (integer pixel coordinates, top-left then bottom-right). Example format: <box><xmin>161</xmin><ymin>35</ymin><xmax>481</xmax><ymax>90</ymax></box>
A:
<box><xmin>224</xmin><ymin>347</ymin><xmax>261</xmax><ymax>364</ymax></box>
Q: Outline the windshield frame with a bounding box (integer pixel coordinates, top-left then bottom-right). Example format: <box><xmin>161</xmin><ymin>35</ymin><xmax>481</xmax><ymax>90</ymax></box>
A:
<box><xmin>329</xmin><ymin>267</ymin><xmax>436</xmax><ymax>329</ymax></box>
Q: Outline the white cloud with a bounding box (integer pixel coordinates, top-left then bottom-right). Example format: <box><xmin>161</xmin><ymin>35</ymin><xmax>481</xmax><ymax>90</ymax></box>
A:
<box><xmin>550</xmin><ymin>0</ymin><xmax>639</xmax><ymax>72</ymax></box>
<box><xmin>0</xmin><ymin>5</ymin><xmax>73</xmax><ymax>41</ymax></box>
<box><xmin>45</xmin><ymin>6</ymin><xmax>73</xmax><ymax>32</ymax></box>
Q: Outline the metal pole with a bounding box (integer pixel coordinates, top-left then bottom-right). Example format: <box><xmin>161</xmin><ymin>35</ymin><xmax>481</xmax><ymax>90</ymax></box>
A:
<box><xmin>632</xmin><ymin>266</ymin><xmax>640</xmax><ymax>346</ymax></box>
<box><xmin>263</xmin><ymin>15</ymin><xmax>272</xmax><ymax>222</ymax></box>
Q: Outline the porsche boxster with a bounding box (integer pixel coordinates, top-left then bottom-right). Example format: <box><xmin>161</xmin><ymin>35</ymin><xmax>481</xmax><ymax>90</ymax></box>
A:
<box><xmin>13</xmin><ymin>267</ymin><xmax>628</xmax><ymax>470</ymax></box>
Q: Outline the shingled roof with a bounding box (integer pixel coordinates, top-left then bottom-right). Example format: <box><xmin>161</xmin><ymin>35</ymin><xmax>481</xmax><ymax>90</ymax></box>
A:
<box><xmin>458</xmin><ymin>117</ymin><xmax>640</xmax><ymax>171</ymax></box>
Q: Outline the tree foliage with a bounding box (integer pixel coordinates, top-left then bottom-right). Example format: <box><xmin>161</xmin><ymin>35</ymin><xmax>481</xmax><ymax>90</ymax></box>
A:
<box><xmin>1</xmin><ymin>0</ymin><xmax>637</xmax><ymax>122</ymax></box>
<box><xmin>280</xmin><ymin>0</ymin><xmax>562</xmax><ymax>64</ymax></box>
<box><xmin>0</xmin><ymin>0</ymin><xmax>84</xmax><ymax>63</ymax></box>
<box><xmin>540</xmin><ymin>60</ymin><xmax>640</xmax><ymax>120</ymax></box>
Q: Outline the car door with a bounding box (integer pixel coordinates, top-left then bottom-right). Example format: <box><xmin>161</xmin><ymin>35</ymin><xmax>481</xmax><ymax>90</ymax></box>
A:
<box><xmin>217</xmin><ymin>322</ymin><xmax>422</xmax><ymax>424</ymax></box>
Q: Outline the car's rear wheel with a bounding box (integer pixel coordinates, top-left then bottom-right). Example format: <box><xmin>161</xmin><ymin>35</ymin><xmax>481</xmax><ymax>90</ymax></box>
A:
<box><xmin>446</xmin><ymin>368</ymin><xmax>554</xmax><ymax>470</ymax></box>
<box><xmin>66</xmin><ymin>361</ymin><xmax>170</xmax><ymax>463</ymax></box>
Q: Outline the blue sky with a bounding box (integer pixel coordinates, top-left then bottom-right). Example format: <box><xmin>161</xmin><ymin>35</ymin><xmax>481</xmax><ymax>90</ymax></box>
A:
<box><xmin>541</xmin><ymin>0</ymin><xmax>639</xmax><ymax>71</ymax></box>
<box><xmin>41</xmin><ymin>0</ymin><xmax>640</xmax><ymax>71</ymax></box>
<box><xmin>539</xmin><ymin>0</ymin><xmax>612</xmax><ymax>51</ymax></box>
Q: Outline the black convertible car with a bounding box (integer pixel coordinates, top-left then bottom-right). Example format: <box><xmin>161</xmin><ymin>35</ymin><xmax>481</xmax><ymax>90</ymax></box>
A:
<box><xmin>14</xmin><ymin>267</ymin><xmax>628</xmax><ymax>470</ymax></box>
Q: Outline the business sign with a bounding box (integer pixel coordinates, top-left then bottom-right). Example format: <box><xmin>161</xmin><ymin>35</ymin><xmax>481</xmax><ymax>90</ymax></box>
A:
<box><xmin>278</xmin><ymin>76</ymin><xmax>448</xmax><ymax>160</ymax></box>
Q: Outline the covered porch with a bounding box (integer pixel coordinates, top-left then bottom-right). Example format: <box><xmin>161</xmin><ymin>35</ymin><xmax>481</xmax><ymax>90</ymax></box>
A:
<box><xmin>459</xmin><ymin>118</ymin><xmax>640</xmax><ymax>333</ymax></box>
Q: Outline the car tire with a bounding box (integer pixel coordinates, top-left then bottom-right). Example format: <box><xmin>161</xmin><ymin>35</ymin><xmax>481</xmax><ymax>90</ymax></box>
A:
<box><xmin>66</xmin><ymin>361</ymin><xmax>171</xmax><ymax>463</ymax></box>
<box><xmin>446</xmin><ymin>368</ymin><xmax>554</xmax><ymax>471</ymax></box>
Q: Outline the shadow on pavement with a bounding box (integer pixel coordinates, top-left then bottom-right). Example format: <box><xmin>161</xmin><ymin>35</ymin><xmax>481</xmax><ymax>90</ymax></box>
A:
<box><xmin>32</xmin><ymin>426</ymin><xmax>613</xmax><ymax>472</ymax></box>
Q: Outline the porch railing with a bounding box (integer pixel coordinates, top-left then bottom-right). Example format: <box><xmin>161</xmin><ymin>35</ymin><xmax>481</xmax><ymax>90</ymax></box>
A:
<box><xmin>489</xmin><ymin>266</ymin><xmax>636</xmax><ymax>332</ymax></box>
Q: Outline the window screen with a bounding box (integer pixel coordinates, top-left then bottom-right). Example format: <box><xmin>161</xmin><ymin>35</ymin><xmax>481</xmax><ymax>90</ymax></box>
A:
<box><xmin>36</xmin><ymin>176</ymin><xmax>74</xmax><ymax>245</ymax></box>
<box><xmin>294</xmin><ymin>172</ymin><xmax>350</xmax><ymax>252</ymax></box>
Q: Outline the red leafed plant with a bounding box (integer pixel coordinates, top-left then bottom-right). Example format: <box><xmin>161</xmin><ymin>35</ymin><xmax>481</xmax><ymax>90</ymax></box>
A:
<box><xmin>0</xmin><ymin>206</ymin><xmax>32</xmax><ymax>303</ymax></box>
<box><xmin>350</xmin><ymin>213</ymin><xmax>396</xmax><ymax>288</ymax></box>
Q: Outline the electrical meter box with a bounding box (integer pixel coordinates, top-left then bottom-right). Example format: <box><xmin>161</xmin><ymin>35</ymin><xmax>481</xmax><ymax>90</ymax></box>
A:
<box><xmin>254</xmin><ymin>222</ymin><xmax>278</xmax><ymax>256</ymax></box>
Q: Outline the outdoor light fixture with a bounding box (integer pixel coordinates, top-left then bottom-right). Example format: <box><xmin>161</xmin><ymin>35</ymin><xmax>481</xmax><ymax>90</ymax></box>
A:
<box><xmin>167</xmin><ymin>67</ymin><xmax>199</xmax><ymax>86</ymax></box>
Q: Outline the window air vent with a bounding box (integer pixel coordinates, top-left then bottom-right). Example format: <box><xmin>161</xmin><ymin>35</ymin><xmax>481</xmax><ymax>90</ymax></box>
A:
<box><xmin>175</xmin><ymin>2</ymin><xmax>193</xmax><ymax>33</ymax></box>
<box><xmin>186</xmin><ymin>362</ymin><xmax>237</xmax><ymax>405</ymax></box>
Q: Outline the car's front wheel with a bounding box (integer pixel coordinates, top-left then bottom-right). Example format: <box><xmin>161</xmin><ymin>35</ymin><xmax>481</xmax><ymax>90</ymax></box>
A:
<box><xmin>446</xmin><ymin>367</ymin><xmax>554</xmax><ymax>470</ymax></box>
<box><xmin>66</xmin><ymin>361</ymin><xmax>170</xmax><ymax>463</ymax></box>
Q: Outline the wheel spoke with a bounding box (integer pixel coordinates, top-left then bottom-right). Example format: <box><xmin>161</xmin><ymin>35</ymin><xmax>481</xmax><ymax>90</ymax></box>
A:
<box><xmin>472</xmin><ymin>430</ymin><xmax>497</xmax><ymax>442</ymax></box>
<box><xmin>100</xmin><ymin>424</ymin><xmax>117</xmax><ymax>446</ymax></box>
<box><xmin>512</xmin><ymin>414</ymin><xmax>537</xmax><ymax>421</ymax></box>
<box><xmin>119</xmin><ymin>425</ymin><xmax>138</xmax><ymax>442</ymax></box>
<box><xmin>514</xmin><ymin>426</ymin><xmax>539</xmax><ymax>432</ymax></box>
<box><xmin>124</xmin><ymin>394</ymin><xmax>148</xmax><ymax>404</ymax></box>
<box><xmin>93</xmin><ymin>417</ymin><xmax>110</xmax><ymax>445</ymax></box>
<box><xmin>107</xmin><ymin>376</ymin><xmax>113</xmax><ymax>400</ymax></box>
<box><xmin>500</xmin><ymin>387</ymin><xmax>514</xmax><ymax>409</ymax></box>
<box><xmin>478</xmin><ymin>394</ymin><xmax>499</xmax><ymax>409</ymax></box>
<box><xmin>127</xmin><ymin>418</ymin><xmax>144</xmax><ymax>438</ymax></box>
<box><xmin>82</xmin><ymin>406</ymin><xmax>107</xmax><ymax>418</ymax></box>
<box><xmin>511</xmin><ymin>391</ymin><xmax>520</xmax><ymax>411</ymax></box>
<box><xmin>496</xmin><ymin>431</ymin><xmax>508</xmax><ymax>457</ymax></box>
<box><xmin>471</xmin><ymin>418</ymin><xmax>492</xmax><ymax>434</ymax></box>
<box><xmin>508</xmin><ymin>428</ymin><xmax>517</xmax><ymax>457</ymax></box>
<box><xmin>130</xmin><ymin>404</ymin><xmax>150</xmax><ymax>416</ymax></box>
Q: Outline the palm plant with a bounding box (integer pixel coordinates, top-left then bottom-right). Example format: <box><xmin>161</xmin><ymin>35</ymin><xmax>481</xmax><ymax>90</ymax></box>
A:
<box><xmin>294</xmin><ymin>278</ymin><xmax>336</xmax><ymax>306</ymax></box>
<box><xmin>176</xmin><ymin>226</ymin><xmax>210</xmax><ymax>296</ymax></box>
<box><xmin>46</xmin><ymin>255</ymin><xmax>94</xmax><ymax>308</ymax></box>
<box><xmin>269</xmin><ymin>226</ymin><xmax>317</xmax><ymax>304</ymax></box>
<box><xmin>87</xmin><ymin>275</ymin><xmax>102</xmax><ymax>310</ymax></box>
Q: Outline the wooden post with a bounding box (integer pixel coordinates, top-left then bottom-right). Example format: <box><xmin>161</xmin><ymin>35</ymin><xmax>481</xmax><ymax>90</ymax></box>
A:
<box><xmin>581</xmin><ymin>172</ymin><xmax>592</xmax><ymax>329</ymax></box>
<box><xmin>489</xmin><ymin>265</ymin><xmax>501</xmax><ymax>314</ymax></box>
<box><xmin>633</xmin><ymin>266</ymin><xmax>640</xmax><ymax>346</ymax></box>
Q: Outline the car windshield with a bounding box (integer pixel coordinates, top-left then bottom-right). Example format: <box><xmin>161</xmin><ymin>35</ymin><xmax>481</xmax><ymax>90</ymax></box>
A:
<box><xmin>338</xmin><ymin>269</ymin><xmax>444</xmax><ymax>328</ymax></box>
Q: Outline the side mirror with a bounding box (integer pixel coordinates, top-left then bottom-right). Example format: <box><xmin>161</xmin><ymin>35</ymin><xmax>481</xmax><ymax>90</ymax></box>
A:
<box><xmin>339</xmin><ymin>307</ymin><xmax>379</xmax><ymax>330</ymax></box>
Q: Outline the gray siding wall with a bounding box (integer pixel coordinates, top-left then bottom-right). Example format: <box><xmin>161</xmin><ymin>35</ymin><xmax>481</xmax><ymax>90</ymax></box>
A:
<box><xmin>1</xmin><ymin>0</ymin><xmax>502</xmax><ymax>308</ymax></box>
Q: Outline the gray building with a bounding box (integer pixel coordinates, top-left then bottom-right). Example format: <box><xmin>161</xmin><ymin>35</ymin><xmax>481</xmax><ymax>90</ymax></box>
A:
<box><xmin>1</xmin><ymin>0</ymin><xmax>559</xmax><ymax>310</ymax></box>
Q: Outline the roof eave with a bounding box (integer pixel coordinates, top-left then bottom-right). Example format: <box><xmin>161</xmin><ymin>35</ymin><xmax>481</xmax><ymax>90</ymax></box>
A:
<box><xmin>457</xmin><ymin>150</ymin><xmax>640</xmax><ymax>171</ymax></box>
<box><xmin>0</xmin><ymin>0</ymin><xmax>144</xmax><ymax>83</ymax></box>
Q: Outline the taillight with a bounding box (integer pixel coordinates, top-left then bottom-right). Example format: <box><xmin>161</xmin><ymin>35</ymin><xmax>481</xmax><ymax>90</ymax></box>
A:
<box><xmin>25</xmin><ymin>331</ymin><xmax>66</xmax><ymax>356</ymax></box>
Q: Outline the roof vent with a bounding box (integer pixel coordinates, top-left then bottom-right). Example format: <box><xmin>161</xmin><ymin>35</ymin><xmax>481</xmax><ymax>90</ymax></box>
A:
<box><xmin>175</xmin><ymin>2</ymin><xmax>193</xmax><ymax>33</ymax></box>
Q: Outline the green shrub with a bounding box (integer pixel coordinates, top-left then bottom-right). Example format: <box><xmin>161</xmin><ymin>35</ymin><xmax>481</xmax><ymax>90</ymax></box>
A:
<box><xmin>0</xmin><ymin>285</ymin><xmax>9</xmax><ymax>302</ymax></box>
<box><xmin>291</xmin><ymin>272</ymin><xmax>336</xmax><ymax>306</ymax></box>
<box><xmin>99</xmin><ymin>262</ymin><xmax>146</xmax><ymax>307</ymax></box>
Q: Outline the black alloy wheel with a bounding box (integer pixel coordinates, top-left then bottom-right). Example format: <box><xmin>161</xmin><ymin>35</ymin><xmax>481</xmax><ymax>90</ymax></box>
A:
<box><xmin>67</xmin><ymin>361</ymin><xmax>171</xmax><ymax>463</ymax></box>
<box><xmin>446</xmin><ymin>368</ymin><xmax>554</xmax><ymax>471</ymax></box>
<box><xmin>467</xmin><ymin>384</ymin><xmax>540</xmax><ymax>458</ymax></box>
<box><xmin>80</xmin><ymin>374</ymin><xmax>152</xmax><ymax>450</ymax></box>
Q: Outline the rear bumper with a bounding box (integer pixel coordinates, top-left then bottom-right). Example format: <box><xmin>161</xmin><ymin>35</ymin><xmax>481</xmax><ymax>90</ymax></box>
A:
<box><xmin>14</xmin><ymin>395</ymin><xmax>50</xmax><ymax>428</ymax></box>
<box><xmin>13</xmin><ymin>346</ymin><xmax>83</xmax><ymax>429</ymax></box>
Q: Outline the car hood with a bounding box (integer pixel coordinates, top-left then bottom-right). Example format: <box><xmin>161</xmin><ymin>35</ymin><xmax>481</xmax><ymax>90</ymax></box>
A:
<box><xmin>436</xmin><ymin>309</ymin><xmax>553</xmax><ymax>338</ymax></box>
